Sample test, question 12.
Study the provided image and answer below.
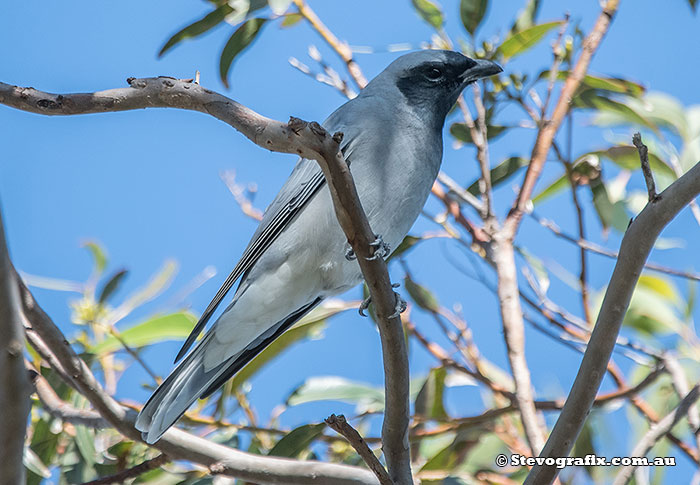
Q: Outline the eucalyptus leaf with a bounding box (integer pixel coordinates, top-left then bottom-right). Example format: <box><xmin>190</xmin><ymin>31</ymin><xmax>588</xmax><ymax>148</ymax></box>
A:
<box><xmin>459</xmin><ymin>0</ymin><xmax>488</xmax><ymax>35</ymax></box>
<box><xmin>83</xmin><ymin>241</ymin><xmax>107</xmax><ymax>274</ymax></box>
<box><xmin>449</xmin><ymin>123</ymin><xmax>509</xmax><ymax>145</ymax></box>
<box><xmin>404</xmin><ymin>274</ymin><xmax>440</xmax><ymax>313</ymax></box>
<box><xmin>268</xmin><ymin>423</ymin><xmax>326</xmax><ymax>457</ymax></box>
<box><xmin>160</xmin><ymin>6</ymin><xmax>233</xmax><ymax>57</ymax></box>
<box><xmin>497</xmin><ymin>21</ymin><xmax>562</xmax><ymax>60</ymax></box>
<box><xmin>415</xmin><ymin>367</ymin><xmax>449</xmax><ymax>419</ymax></box>
<box><xmin>97</xmin><ymin>269</ymin><xmax>128</xmax><ymax>304</ymax></box>
<box><xmin>286</xmin><ymin>376</ymin><xmax>385</xmax><ymax>413</ymax></box>
<box><xmin>91</xmin><ymin>312</ymin><xmax>197</xmax><ymax>354</ymax></box>
<box><xmin>510</xmin><ymin>0</ymin><xmax>541</xmax><ymax>33</ymax></box>
<box><xmin>465</xmin><ymin>156</ymin><xmax>527</xmax><ymax>196</ymax></box>
<box><xmin>220</xmin><ymin>18</ymin><xmax>267</xmax><ymax>88</ymax></box>
<box><xmin>412</xmin><ymin>0</ymin><xmax>444</xmax><ymax>29</ymax></box>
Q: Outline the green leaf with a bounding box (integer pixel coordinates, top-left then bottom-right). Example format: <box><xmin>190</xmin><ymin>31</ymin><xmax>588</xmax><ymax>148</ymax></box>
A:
<box><xmin>449</xmin><ymin>123</ymin><xmax>509</xmax><ymax>145</ymax></box>
<box><xmin>497</xmin><ymin>21</ymin><xmax>562</xmax><ymax>60</ymax></box>
<box><xmin>97</xmin><ymin>269</ymin><xmax>128</xmax><ymax>304</ymax></box>
<box><xmin>590</xmin><ymin>178</ymin><xmax>630</xmax><ymax>232</ymax></box>
<box><xmin>459</xmin><ymin>0</ymin><xmax>488</xmax><ymax>35</ymax></box>
<box><xmin>74</xmin><ymin>425</ymin><xmax>97</xmax><ymax>468</ymax></box>
<box><xmin>280</xmin><ymin>13</ymin><xmax>302</xmax><ymax>27</ymax></box>
<box><xmin>574</xmin><ymin>90</ymin><xmax>657</xmax><ymax>131</ymax></box>
<box><xmin>388</xmin><ymin>235</ymin><xmax>422</xmax><ymax>261</ymax></box>
<box><xmin>268</xmin><ymin>423</ymin><xmax>326</xmax><ymax>458</ymax></box>
<box><xmin>230</xmin><ymin>301</ymin><xmax>355</xmax><ymax>390</ymax></box>
<box><xmin>83</xmin><ymin>241</ymin><xmax>107</xmax><ymax>274</ymax></box>
<box><xmin>415</xmin><ymin>367</ymin><xmax>449</xmax><ymax>419</ymax></box>
<box><xmin>510</xmin><ymin>0</ymin><xmax>541</xmax><ymax>33</ymax></box>
<box><xmin>689</xmin><ymin>0</ymin><xmax>698</xmax><ymax>12</ymax></box>
<box><xmin>159</xmin><ymin>6</ymin><xmax>232</xmax><ymax>57</ymax></box>
<box><xmin>287</xmin><ymin>376</ymin><xmax>385</xmax><ymax>413</ymax></box>
<box><xmin>539</xmin><ymin>71</ymin><xmax>644</xmax><ymax>96</ymax></box>
<box><xmin>404</xmin><ymin>274</ymin><xmax>440</xmax><ymax>313</ymax></box>
<box><xmin>465</xmin><ymin>156</ymin><xmax>528</xmax><ymax>196</ymax></box>
<box><xmin>220</xmin><ymin>18</ymin><xmax>267</xmax><ymax>88</ymax></box>
<box><xmin>638</xmin><ymin>274</ymin><xmax>681</xmax><ymax>306</ymax></box>
<box><xmin>24</xmin><ymin>447</ymin><xmax>51</xmax><ymax>479</ymax></box>
<box><xmin>412</xmin><ymin>0</ymin><xmax>444</xmax><ymax>29</ymax></box>
<box><xmin>532</xmin><ymin>173</ymin><xmax>567</xmax><ymax>204</ymax></box>
<box><xmin>90</xmin><ymin>312</ymin><xmax>197</xmax><ymax>354</ymax></box>
<box><xmin>620</xmin><ymin>280</ymin><xmax>685</xmax><ymax>336</ymax></box>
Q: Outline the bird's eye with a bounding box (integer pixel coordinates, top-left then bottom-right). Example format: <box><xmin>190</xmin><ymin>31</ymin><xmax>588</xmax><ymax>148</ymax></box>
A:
<box><xmin>426</xmin><ymin>68</ymin><xmax>443</xmax><ymax>80</ymax></box>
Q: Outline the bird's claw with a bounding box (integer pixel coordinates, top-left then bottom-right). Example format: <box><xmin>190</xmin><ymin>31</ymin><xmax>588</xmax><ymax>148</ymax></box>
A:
<box><xmin>345</xmin><ymin>246</ymin><xmax>356</xmax><ymax>261</ymax></box>
<box><xmin>358</xmin><ymin>283</ymin><xmax>406</xmax><ymax>319</ymax></box>
<box><xmin>366</xmin><ymin>234</ymin><xmax>390</xmax><ymax>261</ymax></box>
<box><xmin>389</xmin><ymin>291</ymin><xmax>408</xmax><ymax>319</ymax></box>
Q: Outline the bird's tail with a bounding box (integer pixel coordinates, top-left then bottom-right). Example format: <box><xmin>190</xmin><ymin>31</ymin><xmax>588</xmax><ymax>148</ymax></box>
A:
<box><xmin>135</xmin><ymin>297</ymin><xmax>322</xmax><ymax>444</ymax></box>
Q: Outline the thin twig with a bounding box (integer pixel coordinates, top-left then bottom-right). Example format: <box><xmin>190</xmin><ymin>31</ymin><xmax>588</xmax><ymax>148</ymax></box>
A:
<box><xmin>613</xmin><ymin>386</ymin><xmax>700</xmax><ymax>485</ymax></box>
<box><xmin>325</xmin><ymin>414</ymin><xmax>392</xmax><ymax>485</ymax></box>
<box><xmin>292</xmin><ymin>0</ymin><xmax>367</xmax><ymax>89</ymax></box>
<box><xmin>532</xmin><ymin>213</ymin><xmax>700</xmax><ymax>281</ymax></box>
<box><xmin>80</xmin><ymin>454</ymin><xmax>170</xmax><ymax>485</ymax></box>
<box><xmin>633</xmin><ymin>132</ymin><xmax>658</xmax><ymax>202</ymax></box>
<box><xmin>506</xmin><ymin>0</ymin><xmax>620</xmax><ymax>236</ymax></box>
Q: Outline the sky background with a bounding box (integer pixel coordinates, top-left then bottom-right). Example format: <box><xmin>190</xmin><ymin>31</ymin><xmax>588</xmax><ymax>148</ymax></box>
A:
<box><xmin>2</xmin><ymin>0</ymin><xmax>700</xmax><ymax>483</ymax></box>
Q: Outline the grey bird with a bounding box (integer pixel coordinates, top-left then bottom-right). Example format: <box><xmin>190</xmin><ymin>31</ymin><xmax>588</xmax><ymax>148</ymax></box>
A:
<box><xmin>135</xmin><ymin>50</ymin><xmax>501</xmax><ymax>443</ymax></box>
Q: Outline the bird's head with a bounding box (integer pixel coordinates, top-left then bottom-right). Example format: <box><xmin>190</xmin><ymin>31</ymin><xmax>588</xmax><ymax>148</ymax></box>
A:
<box><xmin>363</xmin><ymin>50</ymin><xmax>502</xmax><ymax>128</ymax></box>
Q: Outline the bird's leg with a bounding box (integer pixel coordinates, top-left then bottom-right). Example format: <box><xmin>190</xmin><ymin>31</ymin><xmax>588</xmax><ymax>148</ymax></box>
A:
<box><xmin>359</xmin><ymin>283</ymin><xmax>407</xmax><ymax>318</ymax></box>
<box><xmin>365</xmin><ymin>234</ymin><xmax>391</xmax><ymax>261</ymax></box>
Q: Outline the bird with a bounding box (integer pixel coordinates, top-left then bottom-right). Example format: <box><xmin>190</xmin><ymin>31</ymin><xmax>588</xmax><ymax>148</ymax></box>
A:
<box><xmin>135</xmin><ymin>49</ymin><xmax>502</xmax><ymax>443</ymax></box>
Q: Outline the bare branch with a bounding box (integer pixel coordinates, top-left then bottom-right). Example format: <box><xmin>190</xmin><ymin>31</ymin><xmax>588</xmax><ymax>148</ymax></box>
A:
<box><xmin>0</xmin><ymin>205</ymin><xmax>31</xmax><ymax>485</ymax></box>
<box><xmin>29</xmin><ymin>366</ymin><xmax>108</xmax><ymax>428</ymax></box>
<box><xmin>292</xmin><ymin>0</ymin><xmax>367</xmax><ymax>89</ymax></box>
<box><xmin>493</xmin><ymin>235</ymin><xmax>546</xmax><ymax>455</ymax></box>
<box><xmin>525</xmin><ymin>159</ymin><xmax>700</xmax><ymax>485</ymax></box>
<box><xmin>633</xmin><ymin>133</ymin><xmax>659</xmax><ymax>202</ymax></box>
<box><xmin>80</xmin><ymin>454</ymin><xmax>170</xmax><ymax>485</ymax></box>
<box><xmin>613</xmin><ymin>386</ymin><xmax>700</xmax><ymax>485</ymax></box>
<box><xmin>325</xmin><ymin>414</ymin><xmax>392</xmax><ymax>485</ymax></box>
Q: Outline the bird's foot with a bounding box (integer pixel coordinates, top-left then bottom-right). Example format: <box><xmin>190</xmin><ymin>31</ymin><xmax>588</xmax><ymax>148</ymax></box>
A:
<box><xmin>359</xmin><ymin>283</ymin><xmax>406</xmax><ymax>319</ymax></box>
<box><xmin>345</xmin><ymin>245</ymin><xmax>356</xmax><ymax>261</ymax></box>
<box><xmin>366</xmin><ymin>234</ymin><xmax>391</xmax><ymax>261</ymax></box>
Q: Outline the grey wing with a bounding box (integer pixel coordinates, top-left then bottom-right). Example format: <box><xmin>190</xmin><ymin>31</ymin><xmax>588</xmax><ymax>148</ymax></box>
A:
<box><xmin>173</xmin><ymin>156</ymin><xmax>326</xmax><ymax>362</ymax></box>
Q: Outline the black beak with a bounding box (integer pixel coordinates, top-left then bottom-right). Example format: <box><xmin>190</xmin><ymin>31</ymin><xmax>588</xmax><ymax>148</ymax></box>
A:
<box><xmin>461</xmin><ymin>59</ymin><xmax>503</xmax><ymax>84</ymax></box>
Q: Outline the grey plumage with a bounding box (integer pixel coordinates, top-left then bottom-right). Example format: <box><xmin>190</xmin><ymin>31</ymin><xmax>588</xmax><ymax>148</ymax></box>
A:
<box><xmin>135</xmin><ymin>50</ymin><xmax>501</xmax><ymax>444</ymax></box>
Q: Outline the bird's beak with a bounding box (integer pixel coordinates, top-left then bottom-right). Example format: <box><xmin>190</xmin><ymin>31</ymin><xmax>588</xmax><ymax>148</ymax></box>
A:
<box><xmin>460</xmin><ymin>59</ymin><xmax>503</xmax><ymax>84</ymax></box>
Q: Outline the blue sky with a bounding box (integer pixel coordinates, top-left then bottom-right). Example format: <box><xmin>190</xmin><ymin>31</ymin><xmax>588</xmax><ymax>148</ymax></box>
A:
<box><xmin>2</xmin><ymin>0</ymin><xmax>700</xmax><ymax>482</ymax></box>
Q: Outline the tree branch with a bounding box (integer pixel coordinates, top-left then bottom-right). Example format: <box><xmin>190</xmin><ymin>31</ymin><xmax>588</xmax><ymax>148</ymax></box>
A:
<box><xmin>525</xmin><ymin>158</ymin><xmax>700</xmax><ymax>485</ymax></box>
<box><xmin>0</xmin><ymin>204</ymin><xmax>31</xmax><ymax>485</ymax></box>
<box><xmin>633</xmin><ymin>133</ymin><xmax>658</xmax><ymax>202</ymax></box>
<box><xmin>325</xmin><ymin>414</ymin><xmax>392</xmax><ymax>485</ymax></box>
